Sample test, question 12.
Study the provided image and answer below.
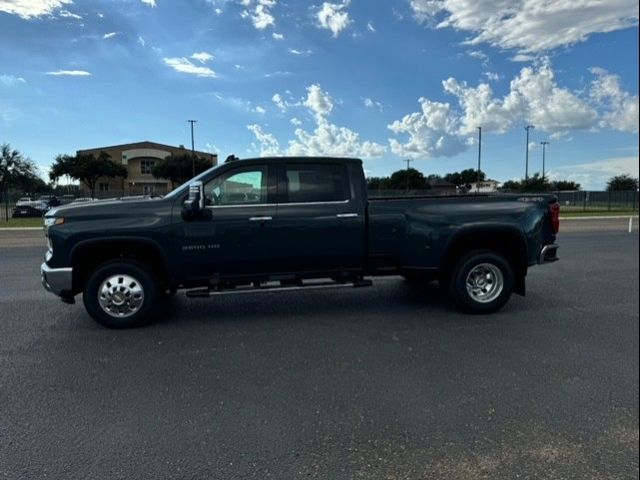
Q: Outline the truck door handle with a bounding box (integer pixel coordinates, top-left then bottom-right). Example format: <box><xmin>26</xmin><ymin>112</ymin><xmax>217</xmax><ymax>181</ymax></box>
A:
<box><xmin>336</xmin><ymin>213</ymin><xmax>358</xmax><ymax>218</ymax></box>
<box><xmin>249</xmin><ymin>216</ymin><xmax>273</xmax><ymax>222</ymax></box>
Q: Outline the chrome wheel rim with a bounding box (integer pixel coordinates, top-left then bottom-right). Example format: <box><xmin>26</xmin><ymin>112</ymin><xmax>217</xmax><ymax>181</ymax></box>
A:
<box><xmin>98</xmin><ymin>274</ymin><xmax>145</xmax><ymax>318</ymax></box>
<box><xmin>465</xmin><ymin>263</ymin><xmax>504</xmax><ymax>304</ymax></box>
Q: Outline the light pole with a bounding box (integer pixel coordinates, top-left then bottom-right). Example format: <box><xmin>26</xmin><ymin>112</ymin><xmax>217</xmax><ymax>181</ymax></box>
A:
<box><xmin>540</xmin><ymin>141</ymin><xmax>550</xmax><ymax>179</ymax></box>
<box><xmin>187</xmin><ymin>119</ymin><xmax>197</xmax><ymax>177</ymax></box>
<box><xmin>404</xmin><ymin>158</ymin><xmax>413</xmax><ymax>192</ymax></box>
<box><xmin>476</xmin><ymin>126</ymin><xmax>482</xmax><ymax>192</ymax></box>
<box><xmin>524</xmin><ymin>125</ymin><xmax>534</xmax><ymax>179</ymax></box>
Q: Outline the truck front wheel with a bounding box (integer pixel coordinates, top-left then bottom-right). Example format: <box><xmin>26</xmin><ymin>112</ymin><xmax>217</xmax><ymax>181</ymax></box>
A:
<box><xmin>83</xmin><ymin>260</ymin><xmax>159</xmax><ymax>328</ymax></box>
<box><xmin>448</xmin><ymin>250</ymin><xmax>514</xmax><ymax>314</ymax></box>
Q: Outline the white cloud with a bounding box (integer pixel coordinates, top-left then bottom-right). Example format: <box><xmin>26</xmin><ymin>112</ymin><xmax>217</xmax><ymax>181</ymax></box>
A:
<box><xmin>288</xmin><ymin>48</ymin><xmax>312</xmax><ymax>56</ymax></box>
<box><xmin>137</xmin><ymin>36</ymin><xmax>146</xmax><ymax>47</ymax></box>
<box><xmin>250</xmin><ymin>84</ymin><xmax>386</xmax><ymax>158</ymax></box>
<box><xmin>140</xmin><ymin>0</ymin><xmax>156</xmax><ymax>7</ymax></box>
<box><xmin>589</xmin><ymin>67</ymin><xmax>639</xmax><ymax>134</ymax></box>
<box><xmin>388</xmin><ymin>98</ymin><xmax>468</xmax><ymax>158</ymax></box>
<box><xmin>240</xmin><ymin>0</ymin><xmax>277</xmax><ymax>29</ymax></box>
<box><xmin>254</xmin><ymin>106</ymin><xmax>266</xmax><ymax>114</ymax></box>
<box><xmin>191</xmin><ymin>52</ymin><xmax>214</xmax><ymax>63</ymax></box>
<box><xmin>58</xmin><ymin>9</ymin><xmax>81</xmax><ymax>19</ymax></box>
<box><xmin>163</xmin><ymin>57</ymin><xmax>216</xmax><ymax>78</ymax></box>
<box><xmin>46</xmin><ymin>70</ymin><xmax>91</xmax><ymax>76</ymax></box>
<box><xmin>247</xmin><ymin>124</ymin><xmax>281</xmax><ymax>155</ymax></box>
<box><xmin>466</xmin><ymin>50</ymin><xmax>487</xmax><ymax>61</ymax></box>
<box><xmin>290</xmin><ymin>117</ymin><xmax>302</xmax><ymax>126</ymax></box>
<box><xmin>103</xmin><ymin>32</ymin><xmax>120</xmax><ymax>39</ymax></box>
<box><xmin>549</xmin><ymin>156</ymin><xmax>639</xmax><ymax>189</ymax></box>
<box><xmin>317</xmin><ymin>1</ymin><xmax>351</xmax><ymax>37</ymax></box>
<box><xmin>387</xmin><ymin>61</ymin><xmax>637</xmax><ymax>159</ymax></box>
<box><xmin>0</xmin><ymin>74</ymin><xmax>26</xmax><ymax>86</ymax></box>
<box><xmin>303</xmin><ymin>84</ymin><xmax>334</xmax><ymax>118</ymax></box>
<box><xmin>483</xmin><ymin>71</ymin><xmax>500</xmax><ymax>82</ymax></box>
<box><xmin>272</xmin><ymin>32</ymin><xmax>284</xmax><ymax>40</ymax></box>
<box><xmin>272</xmin><ymin>93</ymin><xmax>288</xmax><ymax>111</ymax></box>
<box><xmin>363</xmin><ymin>97</ymin><xmax>383</xmax><ymax>110</ymax></box>
<box><xmin>366</xmin><ymin>21</ymin><xmax>376</xmax><ymax>32</ymax></box>
<box><xmin>408</xmin><ymin>0</ymin><xmax>639</xmax><ymax>53</ymax></box>
<box><xmin>0</xmin><ymin>0</ymin><xmax>72</xmax><ymax>19</ymax></box>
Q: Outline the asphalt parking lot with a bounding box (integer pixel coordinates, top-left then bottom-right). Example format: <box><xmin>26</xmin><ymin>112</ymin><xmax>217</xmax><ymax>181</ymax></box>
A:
<box><xmin>1</xmin><ymin>220</ymin><xmax>638</xmax><ymax>479</ymax></box>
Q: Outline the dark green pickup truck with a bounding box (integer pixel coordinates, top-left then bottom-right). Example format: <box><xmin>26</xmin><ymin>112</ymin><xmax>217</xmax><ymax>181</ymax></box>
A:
<box><xmin>41</xmin><ymin>156</ymin><xmax>559</xmax><ymax>328</ymax></box>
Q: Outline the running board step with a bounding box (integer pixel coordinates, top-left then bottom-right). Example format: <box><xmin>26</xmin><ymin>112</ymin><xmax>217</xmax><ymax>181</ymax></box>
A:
<box><xmin>186</xmin><ymin>278</ymin><xmax>372</xmax><ymax>298</ymax></box>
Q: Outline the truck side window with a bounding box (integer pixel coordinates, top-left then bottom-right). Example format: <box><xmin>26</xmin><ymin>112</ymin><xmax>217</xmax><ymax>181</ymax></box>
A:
<box><xmin>284</xmin><ymin>164</ymin><xmax>349</xmax><ymax>203</ymax></box>
<box><xmin>204</xmin><ymin>167</ymin><xmax>268</xmax><ymax>206</ymax></box>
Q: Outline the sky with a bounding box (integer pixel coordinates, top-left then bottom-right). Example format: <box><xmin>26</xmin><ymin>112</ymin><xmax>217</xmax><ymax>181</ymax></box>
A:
<box><xmin>0</xmin><ymin>0</ymin><xmax>638</xmax><ymax>189</ymax></box>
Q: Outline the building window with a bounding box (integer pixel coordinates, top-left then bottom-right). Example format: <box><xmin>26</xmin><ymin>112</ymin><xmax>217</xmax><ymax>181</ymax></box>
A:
<box><xmin>99</xmin><ymin>183</ymin><xmax>109</xmax><ymax>192</ymax></box>
<box><xmin>141</xmin><ymin>160</ymin><xmax>155</xmax><ymax>174</ymax></box>
<box><xmin>143</xmin><ymin>185</ymin><xmax>155</xmax><ymax>196</ymax></box>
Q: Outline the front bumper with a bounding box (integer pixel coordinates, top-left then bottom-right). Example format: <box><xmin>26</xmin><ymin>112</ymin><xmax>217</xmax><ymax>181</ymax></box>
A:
<box><xmin>41</xmin><ymin>262</ymin><xmax>73</xmax><ymax>296</ymax></box>
<box><xmin>538</xmin><ymin>244</ymin><xmax>559</xmax><ymax>264</ymax></box>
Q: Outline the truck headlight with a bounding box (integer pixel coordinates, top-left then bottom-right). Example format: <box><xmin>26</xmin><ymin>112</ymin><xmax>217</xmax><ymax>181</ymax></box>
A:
<box><xmin>44</xmin><ymin>217</ymin><xmax>64</xmax><ymax>227</ymax></box>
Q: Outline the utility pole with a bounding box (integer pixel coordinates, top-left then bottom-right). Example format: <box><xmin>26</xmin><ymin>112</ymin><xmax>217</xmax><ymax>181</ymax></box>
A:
<box><xmin>187</xmin><ymin>119</ymin><xmax>197</xmax><ymax>177</ymax></box>
<box><xmin>524</xmin><ymin>125</ymin><xmax>534</xmax><ymax>179</ymax></box>
<box><xmin>404</xmin><ymin>159</ymin><xmax>413</xmax><ymax>192</ymax></box>
<box><xmin>540</xmin><ymin>141</ymin><xmax>550</xmax><ymax>179</ymax></box>
<box><xmin>476</xmin><ymin>126</ymin><xmax>482</xmax><ymax>192</ymax></box>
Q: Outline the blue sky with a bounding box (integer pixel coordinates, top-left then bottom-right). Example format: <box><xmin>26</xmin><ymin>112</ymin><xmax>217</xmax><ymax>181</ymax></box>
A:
<box><xmin>0</xmin><ymin>0</ymin><xmax>638</xmax><ymax>189</ymax></box>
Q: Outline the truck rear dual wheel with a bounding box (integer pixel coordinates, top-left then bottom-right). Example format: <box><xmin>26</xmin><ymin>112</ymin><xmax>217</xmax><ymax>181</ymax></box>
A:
<box><xmin>83</xmin><ymin>260</ymin><xmax>159</xmax><ymax>328</ymax></box>
<box><xmin>448</xmin><ymin>250</ymin><xmax>514</xmax><ymax>314</ymax></box>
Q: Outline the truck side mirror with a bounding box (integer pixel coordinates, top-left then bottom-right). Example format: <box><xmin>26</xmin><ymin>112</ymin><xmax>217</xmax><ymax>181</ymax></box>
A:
<box><xmin>182</xmin><ymin>181</ymin><xmax>204</xmax><ymax>220</ymax></box>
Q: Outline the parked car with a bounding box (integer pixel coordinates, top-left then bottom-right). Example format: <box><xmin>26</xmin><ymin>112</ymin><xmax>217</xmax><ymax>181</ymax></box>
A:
<box><xmin>41</xmin><ymin>157</ymin><xmax>560</xmax><ymax>328</ymax></box>
<box><xmin>60</xmin><ymin>195</ymin><xmax>77</xmax><ymax>205</ymax></box>
<box><xmin>12</xmin><ymin>205</ymin><xmax>44</xmax><ymax>218</ymax></box>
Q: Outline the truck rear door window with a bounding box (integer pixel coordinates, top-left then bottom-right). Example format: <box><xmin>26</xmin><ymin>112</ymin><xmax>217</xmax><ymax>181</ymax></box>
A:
<box><xmin>284</xmin><ymin>164</ymin><xmax>349</xmax><ymax>203</ymax></box>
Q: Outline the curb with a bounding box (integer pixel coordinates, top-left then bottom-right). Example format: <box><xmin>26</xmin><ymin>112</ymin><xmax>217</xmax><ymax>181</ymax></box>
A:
<box><xmin>560</xmin><ymin>215</ymin><xmax>638</xmax><ymax>220</ymax></box>
<box><xmin>0</xmin><ymin>227</ymin><xmax>43</xmax><ymax>231</ymax></box>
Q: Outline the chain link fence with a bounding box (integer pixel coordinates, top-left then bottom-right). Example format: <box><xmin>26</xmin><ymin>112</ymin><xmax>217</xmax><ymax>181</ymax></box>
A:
<box><xmin>2</xmin><ymin>189</ymin><xmax>638</xmax><ymax>222</ymax></box>
<box><xmin>369</xmin><ymin>189</ymin><xmax>638</xmax><ymax>212</ymax></box>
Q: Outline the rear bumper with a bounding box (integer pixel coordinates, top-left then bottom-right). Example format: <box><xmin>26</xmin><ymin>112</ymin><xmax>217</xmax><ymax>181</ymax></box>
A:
<box><xmin>41</xmin><ymin>262</ymin><xmax>73</xmax><ymax>296</ymax></box>
<box><xmin>538</xmin><ymin>244</ymin><xmax>559</xmax><ymax>264</ymax></box>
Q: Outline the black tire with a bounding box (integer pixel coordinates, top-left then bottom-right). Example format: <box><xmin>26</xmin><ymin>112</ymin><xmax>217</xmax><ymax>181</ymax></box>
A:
<box><xmin>83</xmin><ymin>260</ymin><xmax>159</xmax><ymax>328</ymax></box>
<box><xmin>448</xmin><ymin>250</ymin><xmax>514</xmax><ymax>314</ymax></box>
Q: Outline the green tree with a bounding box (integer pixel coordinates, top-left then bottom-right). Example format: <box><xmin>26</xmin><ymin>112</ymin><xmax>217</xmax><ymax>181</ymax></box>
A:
<box><xmin>50</xmin><ymin>152</ymin><xmax>128</xmax><ymax>198</ymax></box>
<box><xmin>606</xmin><ymin>174</ymin><xmax>638</xmax><ymax>191</ymax></box>
<box><xmin>444</xmin><ymin>168</ymin><xmax>486</xmax><ymax>187</ymax></box>
<box><xmin>366</xmin><ymin>176</ymin><xmax>391</xmax><ymax>190</ymax></box>
<box><xmin>499</xmin><ymin>180</ymin><xmax>521</xmax><ymax>191</ymax></box>
<box><xmin>518</xmin><ymin>173</ymin><xmax>552</xmax><ymax>192</ymax></box>
<box><xmin>549</xmin><ymin>180</ymin><xmax>581</xmax><ymax>191</ymax></box>
<box><xmin>1</xmin><ymin>143</ymin><xmax>39</xmax><ymax>193</ymax></box>
<box><xmin>387</xmin><ymin>168</ymin><xmax>430</xmax><ymax>190</ymax></box>
<box><xmin>152</xmin><ymin>154</ymin><xmax>212</xmax><ymax>188</ymax></box>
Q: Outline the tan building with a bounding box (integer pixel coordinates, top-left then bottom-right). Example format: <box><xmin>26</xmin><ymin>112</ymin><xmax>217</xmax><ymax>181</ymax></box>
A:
<box><xmin>77</xmin><ymin>141</ymin><xmax>218</xmax><ymax>197</ymax></box>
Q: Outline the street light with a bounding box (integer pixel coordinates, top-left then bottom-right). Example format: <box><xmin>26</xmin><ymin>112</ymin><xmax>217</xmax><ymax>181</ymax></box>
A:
<box><xmin>187</xmin><ymin>119</ymin><xmax>197</xmax><ymax>178</ymax></box>
<box><xmin>404</xmin><ymin>158</ymin><xmax>413</xmax><ymax>192</ymax></box>
<box><xmin>540</xmin><ymin>141</ymin><xmax>550</xmax><ymax>179</ymax></box>
<box><xmin>476</xmin><ymin>126</ymin><xmax>482</xmax><ymax>192</ymax></box>
<box><xmin>524</xmin><ymin>125</ymin><xmax>534</xmax><ymax>179</ymax></box>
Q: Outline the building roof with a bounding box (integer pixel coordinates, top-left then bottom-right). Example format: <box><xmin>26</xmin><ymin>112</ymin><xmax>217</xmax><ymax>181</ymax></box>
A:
<box><xmin>77</xmin><ymin>141</ymin><xmax>217</xmax><ymax>158</ymax></box>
